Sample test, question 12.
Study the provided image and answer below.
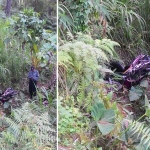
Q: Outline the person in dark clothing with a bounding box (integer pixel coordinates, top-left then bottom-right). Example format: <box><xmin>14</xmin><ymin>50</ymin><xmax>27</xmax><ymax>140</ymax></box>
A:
<box><xmin>28</xmin><ymin>66</ymin><xmax>39</xmax><ymax>99</ymax></box>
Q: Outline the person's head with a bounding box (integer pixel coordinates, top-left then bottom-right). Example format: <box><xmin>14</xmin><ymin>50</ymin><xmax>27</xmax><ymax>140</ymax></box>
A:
<box><xmin>31</xmin><ymin>66</ymin><xmax>35</xmax><ymax>71</ymax></box>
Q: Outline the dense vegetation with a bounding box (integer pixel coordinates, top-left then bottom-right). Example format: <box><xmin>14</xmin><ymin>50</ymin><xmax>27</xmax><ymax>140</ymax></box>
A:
<box><xmin>58</xmin><ymin>0</ymin><xmax>150</xmax><ymax>150</ymax></box>
<box><xmin>0</xmin><ymin>0</ymin><xmax>56</xmax><ymax>149</ymax></box>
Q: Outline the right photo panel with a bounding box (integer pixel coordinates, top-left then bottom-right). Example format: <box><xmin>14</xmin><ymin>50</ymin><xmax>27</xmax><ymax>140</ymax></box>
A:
<box><xmin>58</xmin><ymin>0</ymin><xmax>150</xmax><ymax>150</ymax></box>
<box><xmin>0</xmin><ymin>0</ymin><xmax>57</xmax><ymax>150</ymax></box>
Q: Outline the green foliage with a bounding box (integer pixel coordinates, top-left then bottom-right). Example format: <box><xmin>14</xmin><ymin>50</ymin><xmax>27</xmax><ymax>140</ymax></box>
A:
<box><xmin>60</xmin><ymin>0</ymin><xmax>150</xmax><ymax>58</ymax></box>
<box><xmin>63</xmin><ymin>0</ymin><xmax>93</xmax><ymax>32</ymax></box>
<box><xmin>101</xmin><ymin>0</ymin><xmax>148</xmax><ymax>55</ymax></box>
<box><xmin>129</xmin><ymin>86</ymin><xmax>143</xmax><ymax>101</ymax></box>
<box><xmin>11</xmin><ymin>10</ymin><xmax>44</xmax><ymax>47</ymax></box>
<box><xmin>59</xmin><ymin>1</ymin><xmax>150</xmax><ymax>149</ymax></box>
<box><xmin>38</xmin><ymin>32</ymin><xmax>57</xmax><ymax>67</ymax></box>
<box><xmin>76</xmin><ymin>33</ymin><xmax>120</xmax><ymax>55</ymax></box>
<box><xmin>59</xmin><ymin>33</ymin><xmax>119</xmax><ymax>97</ymax></box>
<box><xmin>0</xmin><ymin>102</ymin><xmax>56</xmax><ymax>150</ymax></box>
<box><xmin>58</xmin><ymin>33</ymin><xmax>123</xmax><ymax>149</ymax></box>
<box><xmin>122</xmin><ymin>119</ymin><xmax>150</xmax><ymax>150</ymax></box>
<box><xmin>58</xmin><ymin>98</ymin><xmax>89</xmax><ymax>145</ymax></box>
<box><xmin>9</xmin><ymin>8</ymin><xmax>56</xmax><ymax>70</ymax></box>
<box><xmin>145</xmin><ymin>109</ymin><xmax>150</xmax><ymax>117</ymax></box>
<box><xmin>127</xmin><ymin>79</ymin><xmax>150</xmax><ymax>120</ymax></box>
<box><xmin>0</xmin><ymin>18</ymin><xmax>29</xmax><ymax>86</ymax></box>
<box><xmin>140</xmin><ymin>79</ymin><xmax>149</xmax><ymax>88</ymax></box>
<box><xmin>0</xmin><ymin>2</ymin><xmax>56</xmax><ymax>150</ymax></box>
<box><xmin>128</xmin><ymin>79</ymin><xmax>149</xmax><ymax>102</ymax></box>
<box><xmin>91</xmin><ymin>102</ymin><xmax>115</xmax><ymax>135</ymax></box>
<box><xmin>37</xmin><ymin>87</ymin><xmax>56</xmax><ymax>107</ymax></box>
<box><xmin>0</xmin><ymin>11</ymin><xmax>56</xmax><ymax>86</ymax></box>
<box><xmin>58</xmin><ymin>4</ymin><xmax>75</xmax><ymax>39</ymax></box>
<box><xmin>60</xmin><ymin>0</ymin><xmax>111</xmax><ymax>34</ymax></box>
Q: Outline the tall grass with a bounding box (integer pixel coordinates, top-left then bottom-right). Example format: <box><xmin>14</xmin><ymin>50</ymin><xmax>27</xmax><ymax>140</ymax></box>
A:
<box><xmin>0</xmin><ymin>18</ymin><xmax>30</xmax><ymax>87</ymax></box>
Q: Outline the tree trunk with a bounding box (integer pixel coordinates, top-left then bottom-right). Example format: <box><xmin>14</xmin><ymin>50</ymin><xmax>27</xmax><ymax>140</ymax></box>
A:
<box><xmin>5</xmin><ymin>0</ymin><xmax>12</xmax><ymax>17</ymax></box>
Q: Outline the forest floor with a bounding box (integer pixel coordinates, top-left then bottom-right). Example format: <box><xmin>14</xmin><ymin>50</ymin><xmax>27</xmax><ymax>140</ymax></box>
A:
<box><xmin>0</xmin><ymin>76</ymin><xmax>50</xmax><ymax>120</ymax></box>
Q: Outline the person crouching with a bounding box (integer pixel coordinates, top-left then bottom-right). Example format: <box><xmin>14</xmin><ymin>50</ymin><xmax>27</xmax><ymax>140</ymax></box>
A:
<box><xmin>28</xmin><ymin>66</ymin><xmax>39</xmax><ymax>99</ymax></box>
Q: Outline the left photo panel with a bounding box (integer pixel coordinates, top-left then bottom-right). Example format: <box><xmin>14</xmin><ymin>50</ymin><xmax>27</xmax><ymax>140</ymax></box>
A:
<box><xmin>0</xmin><ymin>0</ymin><xmax>57</xmax><ymax>150</ymax></box>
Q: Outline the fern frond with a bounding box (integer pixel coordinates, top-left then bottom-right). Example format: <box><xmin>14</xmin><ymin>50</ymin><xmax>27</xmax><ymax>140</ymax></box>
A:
<box><xmin>94</xmin><ymin>38</ymin><xmax>120</xmax><ymax>57</ymax></box>
<box><xmin>58</xmin><ymin>50</ymin><xmax>73</xmax><ymax>69</ymax></box>
<box><xmin>76</xmin><ymin>32</ymin><xmax>94</xmax><ymax>45</ymax></box>
<box><xmin>58</xmin><ymin>33</ymin><xmax>119</xmax><ymax>97</ymax></box>
<box><xmin>123</xmin><ymin>119</ymin><xmax>150</xmax><ymax>150</ymax></box>
<box><xmin>0</xmin><ymin>102</ymin><xmax>56</xmax><ymax>150</ymax></box>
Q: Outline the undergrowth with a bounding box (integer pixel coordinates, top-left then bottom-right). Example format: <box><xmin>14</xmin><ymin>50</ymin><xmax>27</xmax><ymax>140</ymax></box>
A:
<box><xmin>58</xmin><ymin>33</ymin><xmax>150</xmax><ymax>150</ymax></box>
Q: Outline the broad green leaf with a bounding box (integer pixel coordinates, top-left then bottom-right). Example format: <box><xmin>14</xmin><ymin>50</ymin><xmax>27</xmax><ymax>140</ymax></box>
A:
<box><xmin>97</xmin><ymin>109</ymin><xmax>115</xmax><ymax>135</ymax></box>
<box><xmin>101</xmin><ymin>109</ymin><xmax>115</xmax><ymax>122</ymax></box>
<box><xmin>140</xmin><ymin>79</ymin><xmax>148</xmax><ymax>88</ymax></box>
<box><xmin>129</xmin><ymin>87</ymin><xmax>143</xmax><ymax>101</ymax></box>
<box><xmin>91</xmin><ymin>102</ymin><xmax>105</xmax><ymax>121</ymax></box>
<box><xmin>97</xmin><ymin>121</ymin><xmax>114</xmax><ymax>135</ymax></box>
<box><xmin>129</xmin><ymin>90</ymin><xmax>140</xmax><ymax>101</ymax></box>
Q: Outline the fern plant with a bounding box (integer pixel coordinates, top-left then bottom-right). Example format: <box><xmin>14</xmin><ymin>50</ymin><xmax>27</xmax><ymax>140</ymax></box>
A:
<box><xmin>121</xmin><ymin>119</ymin><xmax>150</xmax><ymax>150</ymax></box>
<box><xmin>58</xmin><ymin>33</ymin><xmax>120</xmax><ymax>97</ymax></box>
<box><xmin>0</xmin><ymin>102</ymin><xmax>56</xmax><ymax>150</ymax></box>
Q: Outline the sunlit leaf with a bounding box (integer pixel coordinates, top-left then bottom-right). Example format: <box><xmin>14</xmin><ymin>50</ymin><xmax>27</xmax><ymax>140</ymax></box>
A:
<box><xmin>91</xmin><ymin>102</ymin><xmax>105</xmax><ymax>121</ymax></box>
<box><xmin>33</xmin><ymin>43</ymin><xmax>38</xmax><ymax>53</ymax></box>
<box><xmin>145</xmin><ymin>109</ymin><xmax>150</xmax><ymax>117</ymax></box>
